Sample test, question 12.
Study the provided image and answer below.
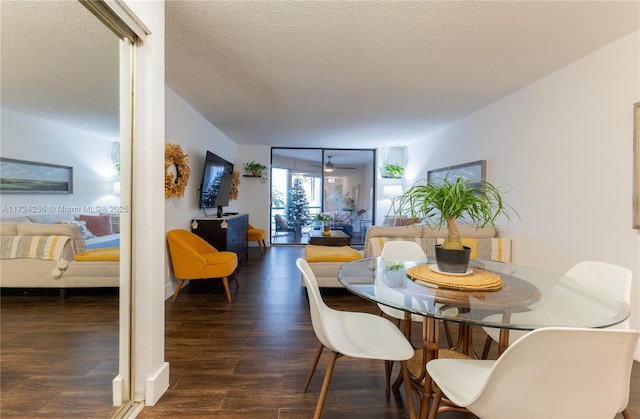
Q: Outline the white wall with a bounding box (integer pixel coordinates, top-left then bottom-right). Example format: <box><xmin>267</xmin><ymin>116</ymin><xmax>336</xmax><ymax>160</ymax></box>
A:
<box><xmin>406</xmin><ymin>30</ymin><xmax>640</xmax><ymax>355</ymax></box>
<box><xmin>235</xmin><ymin>144</ymin><xmax>271</xmax><ymax>246</ymax></box>
<box><xmin>164</xmin><ymin>86</ymin><xmax>238</xmax><ymax>297</ymax></box>
<box><xmin>0</xmin><ymin>108</ymin><xmax>120</xmax><ymax>213</ymax></box>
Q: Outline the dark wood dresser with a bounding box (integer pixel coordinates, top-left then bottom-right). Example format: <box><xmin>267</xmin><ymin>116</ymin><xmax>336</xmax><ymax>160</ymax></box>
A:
<box><xmin>191</xmin><ymin>214</ymin><xmax>249</xmax><ymax>263</ymax></box>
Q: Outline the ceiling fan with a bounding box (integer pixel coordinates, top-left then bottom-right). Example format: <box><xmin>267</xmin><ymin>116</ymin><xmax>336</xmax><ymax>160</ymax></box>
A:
<box><xmin>310</xmin><ymin>156</ymin><xmax>357</xmax><ymax>172</ymax></box>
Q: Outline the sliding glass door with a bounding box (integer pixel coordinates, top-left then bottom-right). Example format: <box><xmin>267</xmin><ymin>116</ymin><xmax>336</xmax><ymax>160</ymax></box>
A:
<box><xmin>270</xmin><ymin>148</ymin><xmax>375</xmax><ymax>246</ymax></box>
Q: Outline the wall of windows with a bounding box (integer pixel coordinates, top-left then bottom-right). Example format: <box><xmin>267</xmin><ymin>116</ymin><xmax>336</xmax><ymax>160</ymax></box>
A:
<box><xmin>271</xmin><ymin>148</ymin><xmax>375</xmax><ymax>246</ymax></box>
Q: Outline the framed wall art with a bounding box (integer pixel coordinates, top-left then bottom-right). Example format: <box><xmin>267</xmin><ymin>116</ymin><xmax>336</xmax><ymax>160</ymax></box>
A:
<box><xmin>634</xmin><ymin>103</ymin><xmax>640</xmax><ymax>229</ymax></box>
<box><xmin>0</xmin><ymin>158</ymin><xmax>73</xmax><ymax>194</ymax></box>
<box><xmin>427</xmin><ymin>159</ymin><xmax>486</xmax><ymax>186</ymax></box>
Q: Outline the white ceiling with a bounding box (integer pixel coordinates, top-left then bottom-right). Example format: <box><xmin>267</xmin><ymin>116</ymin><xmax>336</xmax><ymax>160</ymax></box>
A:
<box><xmin>2</xmin><ymin>1</ymin><xmax>639</xmax><ymax>148</ymax></box>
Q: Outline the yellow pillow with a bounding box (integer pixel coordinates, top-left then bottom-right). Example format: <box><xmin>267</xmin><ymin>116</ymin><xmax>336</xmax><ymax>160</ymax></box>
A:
<box><xmin>74</xmin><ymin>247</ymin><xmax>120</xmax><ymax>261</ymax></box>
<box><xmin>305</xmin><ymin>245</ymin><xmax>363</xmax><ymax>263</ymax></box>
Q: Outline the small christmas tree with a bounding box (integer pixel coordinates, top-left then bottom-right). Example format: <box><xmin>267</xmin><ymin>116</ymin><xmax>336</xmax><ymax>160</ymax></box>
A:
<box><xmin>287</xmin><ymin>177</ymin><xmax>311</xmax><ymax>237</ymax></box>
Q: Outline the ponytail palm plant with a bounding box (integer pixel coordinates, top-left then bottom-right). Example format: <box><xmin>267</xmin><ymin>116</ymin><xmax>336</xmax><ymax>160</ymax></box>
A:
<box><xmin>396</xmin><ymin>176</ymin><xmax>516</xmax><ymax>252</ymax></box>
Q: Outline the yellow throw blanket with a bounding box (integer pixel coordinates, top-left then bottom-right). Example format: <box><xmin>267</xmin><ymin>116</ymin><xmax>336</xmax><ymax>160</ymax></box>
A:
<box><xmin>1</xmin><ymin>235</ymin><xmax>70</xmax><ymax>260</ymax></box>
<box><xmin>74</xmin><ymin>247</ymin><xmax>120</xmax><ymax>261</ymax></box>
<box><xmin>305</xmin><ymin>245</ymin><xmax>363</xmax><ymax>263</ymax></box>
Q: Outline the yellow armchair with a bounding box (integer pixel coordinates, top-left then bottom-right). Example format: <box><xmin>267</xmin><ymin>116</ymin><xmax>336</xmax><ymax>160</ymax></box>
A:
<box><xmin>247</xmin><ymin>223</ymin><xmax>266</xmax><ymax>255</ymax></box>
<box><xmin>167</xmin><ymin>229</ymin><xmax>239</xmax><ymax>303</ymax></box>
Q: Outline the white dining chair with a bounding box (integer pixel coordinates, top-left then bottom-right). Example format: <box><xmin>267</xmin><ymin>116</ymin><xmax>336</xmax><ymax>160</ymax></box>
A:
<box><xmin>481</xmin><ymin>260</ymin><xmax>633</xmax><ymax>357</ymax></box>
<box><xmin>295</xmin><ymin>258</ymin><xmax>415</xmax><ymax>419</ymax></box>
<box><xmin>427</xmin><ymin>327</ymin><xmax>640</xmax><ymax>419</ymax></box>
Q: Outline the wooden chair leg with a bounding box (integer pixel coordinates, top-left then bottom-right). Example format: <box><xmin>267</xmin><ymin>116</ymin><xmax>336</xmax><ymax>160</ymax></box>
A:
<box><xmin>222</xmin><ymin>277</ymin><xmax>232</xmax><ymax>303</ymax></box>
<box><xmin>304</xmin><ymin>343</ymin><xmax>324</xmax><ymax>392</ymax></box>
<box><xmin>401</xmin><ymin>360</ymin><xmax>416</xmax><ymax>419</ymax></box>
<box><xmin>427</xmin><ymin>384</ymin><xmax>443</xmax><ymax>419</ymax></box>
<box><xmin>622</xmin><ymin>407</ymin><xmax>631</xmax><ymax>419</ymax></box>
<box><xmin>232</xmin><ymin>270</ymin><xmax>240</xmax><ymax>288</ymax></box>
<box><xmin>260</xmin><ymin>239</ymin><xmax>266</xmax><ymax>254</ymax></box>
<box><xmin>443</xmin><ymin>321</ymin><xmax>453</xmax><ymax>348</ymax></box>
<box><xmin>482</xmin><ymin>334</ymin><xmax>493</xmax><ymax>359</ymax></box>
<box><xmin>171</xmin><ymin>279</ymin><xmax>185</xmax><ymax>303</ymax></box>
<box><xmin>385</xmin><ymin>359</ymin><xmax>394</xmax><ymax>396</ymax></box>
<box><xmin>314</xmin><ymin>352</ymin><xmax>339</xmax><ymax>419</ymax></box>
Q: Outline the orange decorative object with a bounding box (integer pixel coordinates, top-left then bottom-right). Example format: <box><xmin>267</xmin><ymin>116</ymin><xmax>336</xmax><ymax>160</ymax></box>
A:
<box><xmin>164</xmin><ymin>143</ymin><xmax>191</xmax><ymax>199</ymax></box>
<box><xmin>230</xmin><ymin>171</ymin><xmax>240</xmax><ymax>201</ymax></box>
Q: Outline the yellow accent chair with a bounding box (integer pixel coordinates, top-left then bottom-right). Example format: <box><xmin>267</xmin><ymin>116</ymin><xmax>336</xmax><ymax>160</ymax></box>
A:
<box><xmin>167</xmin><ymin>229</ymin><xmax>239</xmax><ymax>303</ymax></box>
<box><xmin>247</xmin><ymin>223</ymin><xmax>266</xmax><ymax>255</ymax></box>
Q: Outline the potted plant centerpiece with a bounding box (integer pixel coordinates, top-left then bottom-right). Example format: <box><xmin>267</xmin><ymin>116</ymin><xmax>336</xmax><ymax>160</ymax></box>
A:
<box><xmin>314</xmin><ymin>212</ymin><xmax>334</xmax><ymax>235</ymax></box>
<box><xmin>396</xmin><ymin>175</ymin><xmax>516</xmax><ymax>274</ymax></box>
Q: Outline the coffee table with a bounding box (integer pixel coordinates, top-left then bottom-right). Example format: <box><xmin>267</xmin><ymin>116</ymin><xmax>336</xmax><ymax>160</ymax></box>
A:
<box><xmin>308</xmin><ymin>229</ymin><xmax>350</xmax><ymax>246</ymax></box>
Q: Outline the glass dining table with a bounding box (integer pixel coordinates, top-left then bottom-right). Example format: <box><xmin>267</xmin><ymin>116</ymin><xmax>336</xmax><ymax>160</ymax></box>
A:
<box><xmin>337</xmin><ymin>256</ymin><xmax>631</xmax><ymax>419</ymax></box>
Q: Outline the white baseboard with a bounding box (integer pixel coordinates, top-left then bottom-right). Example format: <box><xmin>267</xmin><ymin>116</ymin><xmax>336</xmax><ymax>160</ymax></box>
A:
<box><xmin>164</xmin><ymin>282</ymin><xmax>175</xmax><ymax>301</ymax></box>
<box><xmin>113</xmin><ymin>374</ymin><xmax>125</xmax><ymax>406</ymax></box>
<box><xmin>145</xmin><ymin>362</ymin><xmax>170</xmax><ymax>406</ymax></box>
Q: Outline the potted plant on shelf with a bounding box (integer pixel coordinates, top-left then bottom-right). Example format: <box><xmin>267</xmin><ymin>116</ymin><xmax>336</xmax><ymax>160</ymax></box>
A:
<box><xmin>243</xmin><ymin>161</ymin><xmax>268</xmax><ymax>183</ymax></box>
<box><xmin>396</xmin><ymin>175</ymin><xmax>516</xmax><ymax>273</ymax></box>
<box><xmin>384</xmin><ymin>163</ymin><xmax>405</xmax><ymax>179</ymax></box>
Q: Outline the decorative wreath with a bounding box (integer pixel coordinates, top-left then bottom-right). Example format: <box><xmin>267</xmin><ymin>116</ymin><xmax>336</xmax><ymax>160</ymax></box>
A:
<box><xmin>230</xmin><ymin>171</ymin><xmax>240</xmax><ymax>201</ymax></box>
<box><xmin>165</xmin><ymin>143</ymin><xmax>191</xmax><ymax>199</ymax></box>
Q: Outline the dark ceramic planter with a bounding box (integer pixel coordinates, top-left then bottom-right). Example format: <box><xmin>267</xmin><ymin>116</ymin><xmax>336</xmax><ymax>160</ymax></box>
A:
<box><xmin>435</xmin><ymin>245</ymin><xmax>471</xmax><ymax>273</ymax></box>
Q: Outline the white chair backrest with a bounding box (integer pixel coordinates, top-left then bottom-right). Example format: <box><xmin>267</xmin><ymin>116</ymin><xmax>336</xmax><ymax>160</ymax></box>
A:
<box><xmin>564</xmin><ymin>261</ymin><xmax>632</xmax><ymax>329</ymax></box>
<box><xmin>296</xmin><ymin>258</ymin><xmax>338</xmax><ymax>352</ymax></box>
<box><xmin>471</xmin><ymin>327</ymin><xmax>639</xmax><ymax>418</ymax></box>
<box><xmin>380</xmin><ymin>240</ymin><xmax>426</xmax><ymax>262</ymax></box>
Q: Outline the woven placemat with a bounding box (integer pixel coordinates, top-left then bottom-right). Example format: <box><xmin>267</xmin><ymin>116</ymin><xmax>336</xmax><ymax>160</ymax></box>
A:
<box><xmin>406</xmin><ymin>264</ymin><xmax>503</xmax><ymax>291</ymax></box>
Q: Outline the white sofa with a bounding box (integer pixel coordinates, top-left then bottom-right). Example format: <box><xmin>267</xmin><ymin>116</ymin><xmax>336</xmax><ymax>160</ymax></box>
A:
<box><xmin>364</xmin><ymin>224</ymin><xmax>511</xmax><ymax>261</ymax></box>
<box><xmin>0</xmin><ymin>213</ymin><xmax>120</xmax><ymax>295</ymax></box>
<box><xmin>303</xmin><ymin>224</ymin><xmax>512</xmax><ymax>288</ymax></box>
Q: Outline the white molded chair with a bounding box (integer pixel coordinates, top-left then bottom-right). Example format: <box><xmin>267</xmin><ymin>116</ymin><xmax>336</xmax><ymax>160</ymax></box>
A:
<box><xmin>296</xmin><ymin>258</ymin><xmax>415</xmax><ymax>419</ymax></box>
<box><xmin>427</xmin><ymin>327</ymin><xmax>640</xmax><ymax>419</ymax></box>
<box><xmin>481</xmin><ymin>261</ymin><xmax>633</xmax><ymax>357</ymax></box>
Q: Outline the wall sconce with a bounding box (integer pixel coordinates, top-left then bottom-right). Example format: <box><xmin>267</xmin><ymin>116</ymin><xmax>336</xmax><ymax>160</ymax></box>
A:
<box><xmin>113</xmin><ymin>181</ymin><xmax>121</xmax><ymax>194</ymax></box>
<box><xmin>382</xmin><ymin>184</ymin><xmax>403</xmax><ymax>198</ymax></box>
<box><xmin>327</xmin><ymin>177</ymin><xmax>336</xmax><ymax>184</ymax></box>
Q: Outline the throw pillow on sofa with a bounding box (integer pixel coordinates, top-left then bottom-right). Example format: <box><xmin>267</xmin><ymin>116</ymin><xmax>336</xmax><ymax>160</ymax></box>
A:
<box><xmin>61</xmin><ymin>220</ymin><xmax>96</xmax><ymax>240</ymax></box>
<box><xmin>79</xmin><ymin>214</ymin><xmax>113</xmax><ymax>236</ymax></box>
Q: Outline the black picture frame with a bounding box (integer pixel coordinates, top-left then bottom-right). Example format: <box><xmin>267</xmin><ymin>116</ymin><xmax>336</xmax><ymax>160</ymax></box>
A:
<box><xmin>0</xmin><ymin>158</ymin><xmax>73</xmax><ymax>194</ymax></box>
<box><xmin>427</xmin><ymin>160</ymin><xmax>486</xmax><ymax>186</ymax></box>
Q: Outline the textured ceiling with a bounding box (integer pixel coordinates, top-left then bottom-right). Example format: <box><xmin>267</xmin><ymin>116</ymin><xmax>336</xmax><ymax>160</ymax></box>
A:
<box><xmin>2</xmin><ymin>1</ymin><xmax>639</xmax><ymax>147</ymax></box>
<box><xmin>1</xmin><ymin>0</ymin><xmax>119</xmax><ymax>140</ymax></box>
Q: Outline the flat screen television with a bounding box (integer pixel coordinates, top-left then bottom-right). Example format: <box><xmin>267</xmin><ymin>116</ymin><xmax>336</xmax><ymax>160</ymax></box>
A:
<box><xmin>199</xmin><ymin>151</ymin><xmax>234</xmax><ymax>217</ymax></box>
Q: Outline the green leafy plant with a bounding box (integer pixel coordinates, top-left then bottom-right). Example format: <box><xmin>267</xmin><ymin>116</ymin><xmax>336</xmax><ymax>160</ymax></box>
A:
<box><xmin>384</xmin><ymin>261</ymin><xmax>404</xmax><ymax>271</ymax></box>
<box><xmin>243</xmin><ymin>161</ymin><xmax>268</xmax><ymax>183</ymax></box>
<box><xmin>271</xmin><ymin>189</ymin><xmax>285</xmax><ymax>208</ymax></box>
<box><xmin>396</xmin><ymin>175</ymin><xmax>517</xmax><ymax>251</ymax></box>
<box><xmin>384</xmin><ymin>164</ymin><xmax>405</xmax><ymax>178</ymax></box>
<box><xmin>314</xmin><ymin>213</ymin><xmax>334</xmax><ymax>222</ymax></box>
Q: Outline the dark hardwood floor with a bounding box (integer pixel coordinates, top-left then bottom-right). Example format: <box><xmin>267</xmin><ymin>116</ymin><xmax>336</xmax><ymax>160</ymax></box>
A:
<box><xmin>0</xmin><ymin>288</ymin><xmax>121</xmax><ymax>418</ymax></box>
<box><xmin>1</xmin><ymin>246</ymin><xmax>638</xmax><ymax>418</ymax></box>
